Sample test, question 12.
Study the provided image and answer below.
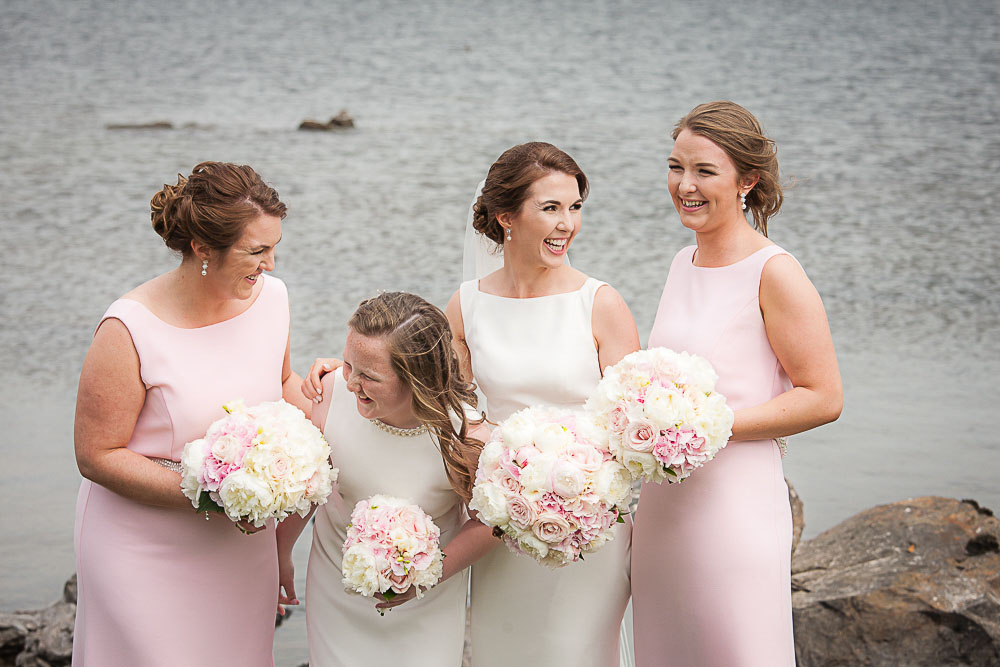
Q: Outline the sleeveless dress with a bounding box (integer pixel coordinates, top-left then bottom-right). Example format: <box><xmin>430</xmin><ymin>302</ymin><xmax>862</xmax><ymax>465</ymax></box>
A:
<box><xmin>460</xmin><ymin>277</ymin><xmax>632</xmax><ymax>667</ymax></box>
<box><xmin>305</xmin><ymin>373</ymin><xmax>469</xmax><ymax>667</ymax></box>
<box><xmin>632</xmin><ymin>245</ymin><xmax>796</xmax><ymax>666</ymax></box>
<box><xmin>72</xmin><ymin>274</ymin><xmax>289</xmax><ymax>666</ymax></box>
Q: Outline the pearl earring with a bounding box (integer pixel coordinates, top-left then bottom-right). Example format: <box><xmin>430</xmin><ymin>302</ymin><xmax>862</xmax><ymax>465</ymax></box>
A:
<box><xmin>201</xmin><ymin>259</ymin><xmax>208</xmax><ymax>276</ymax></box>
<box><xmin>740</xmin><ymin>192</ymin><xmax>747</xmax><ymax>210</ymax></box>
<box><xmin>506</xmin><ymin>227</ymin><xmax>512</xmax><ymax>242</ymax></box>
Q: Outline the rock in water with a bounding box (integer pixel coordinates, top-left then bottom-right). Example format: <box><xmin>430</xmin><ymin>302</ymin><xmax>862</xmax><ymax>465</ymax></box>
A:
<box><xmin>298</xmin><ymin>109</ymin><xmax>354</xmax><ymax>130</ymax></box>
<box><xmin>791</xmin><ymin>497</ymin><xmax>1000</xmax><ymax>666</ymax></box>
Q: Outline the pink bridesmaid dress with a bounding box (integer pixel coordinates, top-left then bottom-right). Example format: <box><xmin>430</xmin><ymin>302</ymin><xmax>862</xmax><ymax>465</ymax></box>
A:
<box><xmin>632</xmin><ymin>245</ymin><xmax>796</xmax><ymax>667</ymax></box>
<box><xmin>72</xmin><ymin>274</ymin><xmax>289</xmax><ymax>666</ymax></box>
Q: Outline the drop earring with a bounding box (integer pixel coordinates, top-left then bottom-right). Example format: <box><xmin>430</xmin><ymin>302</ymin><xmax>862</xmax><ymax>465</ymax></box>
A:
<box><xmin>505</xmin><ymin>226</ymin><xmax>512</xmax><ymax>242</ymax></box>
<box><xmin>201</xmin><ymin>259</ymin><xmax>208</xmax><ymax>276</ymax></box>
<box><xmin>740</xmin><ymin>192</ymin><xmax>747</xmax><ymax>210</ymax></box>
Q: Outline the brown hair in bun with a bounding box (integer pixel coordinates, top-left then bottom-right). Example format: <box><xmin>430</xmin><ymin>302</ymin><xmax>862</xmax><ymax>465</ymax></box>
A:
<box><xmin>150</xmin><ymin>161</ymin><xmax>286</xmax><ymax>254</ymax></box>
<box><xmin>472</xmin><ymin>142</ymin><xmax>589</xmax><ymax>246</ymax></box>
<box><xmin>673</xmin><ymin>101</ymin><xmax>783</xmax><ymax>237</ymax></box>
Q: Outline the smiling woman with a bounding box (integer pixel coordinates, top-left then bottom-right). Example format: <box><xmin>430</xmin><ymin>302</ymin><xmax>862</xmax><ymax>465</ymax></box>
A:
<box><xmin>72</xmin><ymin>161</ymin><xmax>311</xmax><ymax>667</ymax></box>
<box><xmin>445</xmin><ymin>142</ymin><xmax>641</xmax><ymax>667</ymax></box>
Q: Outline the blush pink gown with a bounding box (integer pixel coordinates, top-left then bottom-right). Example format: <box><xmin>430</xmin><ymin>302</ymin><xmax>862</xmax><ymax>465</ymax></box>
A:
<box><xmin>632</xmin><ymin>245</ymin><xmax>796</xmax><ymax>667</ymax></box>
<box><xmin>72</xmin><ymin>275</ymin><xmax>288</xmax><ymax>666</ymax></box>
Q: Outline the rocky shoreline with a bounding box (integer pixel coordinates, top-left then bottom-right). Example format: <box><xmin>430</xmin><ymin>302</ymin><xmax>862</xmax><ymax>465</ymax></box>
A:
<box><xmin>3</xmin><ymin>488</ymin><xmax>998</xmax><ymax>666</ymax></box>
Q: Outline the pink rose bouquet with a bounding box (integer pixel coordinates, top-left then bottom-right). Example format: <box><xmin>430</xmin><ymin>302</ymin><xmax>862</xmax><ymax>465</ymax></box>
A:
<box><xmin>341</xmin><ymin>495</ymin><xmax>444</xmax><ymax>602</ymax></box>
<box><xmin>469</xmin><ymin>406</ymin><xmax>632</xmax><ymax>568</ymax></box>
<box><xmin>179</xmin><ymin>399</ymin><xmax>337</xmax><ymax>527</ymax></box>
<box><xmin>585</xmin><ymin>348</ymin><xmax>735</xmax><ymax>484</ymax></box>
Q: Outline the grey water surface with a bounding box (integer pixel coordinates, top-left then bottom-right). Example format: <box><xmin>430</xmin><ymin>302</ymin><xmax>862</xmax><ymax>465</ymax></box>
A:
<box><xmin>2</xmin><ymin>0</ymin><xmax>998</xmax><ymax>663</ymax></box>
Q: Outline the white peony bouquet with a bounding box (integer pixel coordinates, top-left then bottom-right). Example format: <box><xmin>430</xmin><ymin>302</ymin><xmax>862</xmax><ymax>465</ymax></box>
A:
<box><xmin>469</xmin><ymin>406</ymin><xmax>632</xmax><ymax>568</ymax></box>
<box><xmin>341</xmin><ymin>495</ymin><xmax>444</xmax><ymax>603</ymax></box>
<box><xmin>585</xmin><ymin>348</ymin><xmax>735</xmax><ymax>484</ymax></box>
<box><xmin>180</xmin><ymin>399</ymin><xmax>337</xmax><ymax>527</ymax></box>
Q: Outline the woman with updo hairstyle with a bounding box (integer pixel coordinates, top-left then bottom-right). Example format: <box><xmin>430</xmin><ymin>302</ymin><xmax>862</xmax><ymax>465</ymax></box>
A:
<box><xmin>276</xmin><ymin>292</ymin><xmax>495</xmax><ymax>666</ymax></box>
<box><xmin>451</xmin><ymin>142</ymin><xmax>640</xmax><ymax>666</ymax></box>
<box><xmin>73</xmin><ymin>161</ymin><xmax>311</xmax><ymax>666</ymax></box>
<box><xmin>631</xmin><ymin>102</ymin><xmax>842</xmax><ymax>666</ymax></box>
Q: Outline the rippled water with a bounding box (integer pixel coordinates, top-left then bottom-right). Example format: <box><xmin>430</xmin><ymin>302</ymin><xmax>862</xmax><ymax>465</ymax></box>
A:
<box><xmin>2</xmin><ymin>0</ymin><xmax>998</xmax><ymax>663</ymax></box>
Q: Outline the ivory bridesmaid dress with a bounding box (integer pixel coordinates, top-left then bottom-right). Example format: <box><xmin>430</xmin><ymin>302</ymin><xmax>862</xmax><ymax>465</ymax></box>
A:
<box><xmin>72</xmin><ymin>275</ymin><xmax>288</xmax><ymax>666</ymax></box>
<box><xmin>632</xmin><ymin>245</ymin><xmax>796</xmax><ymax>666</ymax></box>
<box><xmin>305</xmin><ymin>373</ymin><xmax>470</xmax><ymax>666</ymax></box>
<box><xmin>460</xmin><ymin>277</ymin><xmax>632</xmax><ymax>667</ymax></box>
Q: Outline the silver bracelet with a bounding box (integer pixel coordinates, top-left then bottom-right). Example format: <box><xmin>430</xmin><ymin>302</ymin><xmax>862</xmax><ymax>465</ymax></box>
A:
<box><xmin>150</xmin><ymin>457</ymin><xmax>182</xmax><ymax>474</ymax></box>
<box><xmin>775</xmin><ymin>437</ymin><xmax>788</xmax><ymax>458</ymax></box>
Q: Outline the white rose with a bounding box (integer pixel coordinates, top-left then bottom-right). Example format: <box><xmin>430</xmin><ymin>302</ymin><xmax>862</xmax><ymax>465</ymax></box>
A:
<box><xmin>518</xmin><ymin>455</ymin><xmax>555</xmax><ymax>493</ymax></box>
<box><xmin>469</xmin><ymin>483</ymin><xmax>509</xmax><ymax>527</ymax></box>
<box><xmin>478</xmin><ymin>439</ymin><xmax>504</xmax><ymax>476</ymax></box>
<box><xmin>549</xmin><ymin>460</ymin><xmax>586</xmax><ymax>498</ymax></box>
<box><xmin>642</xmin><ymin>384</ymin><xmax>684</xmax><ymax>427</ymax></box>
<box><xmin>500</xmin><ymin>411</ymin><xmax>535</xmax><ymax>449</ymax></box>
<box><xmin>620</xmin><ymin>449</ymin><xmax>660</xmax><ymax>481</ymax></box>
<box><xmin>180</xmin><ymin>438</ymin><xmax>209</xmax><ymax>506</ymax></box>
<box><xmin>533</xmin><ymin>423</ymin><xmax>571</xmax><ymax>453</ymax></box>
<box><xmin>595</xmin><ymin>460</ymin><xmax>633</xmax><ymax>507</ymax></box>
<box><xmin>342</xmin><ymin>546</ymin><xmax>379</xmax><ymax>597</ymax></box>
<box><xmin>516</xmin><ymin>532</ymin><xmax>550</xmax><ymax>561</ymax></box>
<box><xmin>218</xmin><ymin>469</ymin><xmax>275</xmax><ymax>525</ymax></box>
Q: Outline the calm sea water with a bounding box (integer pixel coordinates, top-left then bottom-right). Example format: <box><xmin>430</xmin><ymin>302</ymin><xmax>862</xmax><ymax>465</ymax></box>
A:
<box><xmin>2</xmin><ymin>0</ymin><xmax>998</xmax><ymax>663</ymax></box>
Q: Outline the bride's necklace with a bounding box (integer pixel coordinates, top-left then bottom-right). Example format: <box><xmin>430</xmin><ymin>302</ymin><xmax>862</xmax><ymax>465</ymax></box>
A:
<box><xmin>369</xmin><ymin>418</ymin><xmax>427</xmax><ymax>437</ymax></box>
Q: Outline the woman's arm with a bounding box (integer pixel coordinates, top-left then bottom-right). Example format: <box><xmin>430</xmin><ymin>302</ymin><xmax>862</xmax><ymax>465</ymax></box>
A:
<box><xmin>731</xmin><ymin>254</ymin><xmax>843</xmax><ymax>441</ymax></box>
<box><xmin>280</xmin><ymin>333</ymin><xmax>312</xmax><ymax>416</ymax></box>
<box><xmin>376</xmin><ymin>420</ymin><xmax>498</xmax><ymax>611</ymax></box>
<box><xmin>74</xmin><ymin>318</ymin><xmax>191</xmax><ymax>509</ymax></box>
<box><xmin>276</xmin><ymin>372</ymin><xmax>338</xmax><ymax>612</ymax></box>
<box><xmin>446</xmin><ymin>289</ymin><xmax>474</xmax><ymax>382</ymax></box>
<box><xmin>592</xmin><ymin>285</ymin><xmax>641</xmax><ymax>373</ymax></box>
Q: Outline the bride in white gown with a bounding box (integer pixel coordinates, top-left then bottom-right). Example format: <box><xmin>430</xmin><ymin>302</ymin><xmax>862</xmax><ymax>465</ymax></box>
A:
<box><xmin>447</xmin><ymin>142</ymin><xmax>639</xmax><ymax>667</ymax></box>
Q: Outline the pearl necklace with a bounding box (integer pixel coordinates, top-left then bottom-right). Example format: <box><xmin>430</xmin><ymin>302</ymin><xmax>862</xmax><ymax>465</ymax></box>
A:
<box><xmin>369</xmin><ymin>418</ymin><xmax>427</xmax><ymax>437</ymax></box>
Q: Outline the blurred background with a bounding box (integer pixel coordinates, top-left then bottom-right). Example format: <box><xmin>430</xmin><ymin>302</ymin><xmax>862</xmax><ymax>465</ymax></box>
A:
<box><xmin>1</xmin><ymin>0</ymin><xmax>997</xmax><ymax>662</ymax></box>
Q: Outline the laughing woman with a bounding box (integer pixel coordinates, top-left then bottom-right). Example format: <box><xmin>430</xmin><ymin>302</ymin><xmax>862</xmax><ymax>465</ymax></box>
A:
<box><xmin>73</xmin><ymin>162</ymin><xmax>308</xmax><ymax>666</ymax></box>
<box><xmin>447</xmin><ymin>142</ymin><xmax>640</xmax><ymax>667</ymax></box>
<box><xmin>278</xmin><ymin>292</ymin><xmax>495</xmax><ymax>667</ymax></box>
<box><xmin>631</xmin><ymin>102</ymin><xmax>842</xmax><ymax>666</ymax></box>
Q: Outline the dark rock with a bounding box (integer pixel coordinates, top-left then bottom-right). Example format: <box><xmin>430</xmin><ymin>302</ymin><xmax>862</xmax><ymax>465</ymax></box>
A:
<box><xmin>791</xmin><ymin>496</ymin><xmax>1000</xmax><ymax>666</ymax></box>
<box><xmin>0</xmin><ymin>578</ymin><xmax>74</xmax><ymax>667</ymax></box>
<box><xmin>105</xmin><ymin>121</ymin><xmax>173</xmax><ymax>130</ymax></box>
<box><xmin>298</xmin><ymin>109</ymin><xmax>354</xmax><ymax>131</ymax></box>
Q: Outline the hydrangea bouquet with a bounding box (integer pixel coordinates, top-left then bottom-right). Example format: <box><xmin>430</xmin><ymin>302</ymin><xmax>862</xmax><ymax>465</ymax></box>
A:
<box><xmin>469</xmin><ymin>406</ymin><xmax>632</xmax><ymax>568</ymax></box>
<box><xmin>585</xmin><ymin>348</ymin><xmax>735</xmax><ymax>484</ymax></box>
<box><xmin>180</xmin><ymin>399</ymin><xmax>337</xmax><ymax>527</ymax></box>
<box><xmin>341</xmin><ymin>495</ymin><xmax>444</xmax><ymax>603</ymax></box>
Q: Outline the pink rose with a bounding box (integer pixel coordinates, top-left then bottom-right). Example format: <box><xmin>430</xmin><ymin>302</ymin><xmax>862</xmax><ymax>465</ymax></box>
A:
<box><xmin>514</xmin><ymin>445</ymin><xmax>541</xmax><ymax>468</ymax></box>
<box><xmin>560</xmin><ymin>444</ymin><xmax>603</xmax><ymax>474</ymax></box>
<box><xmin>268</xmin><ymin>454</ymin><xmax>291</xmax><ymax>480</ymax></box>
<box><xmin>532</xmin><ymin>512</ymin><xmax>572</xmax><ymax>544</ymax></box>
<box><xmin>625</xmin><ymin>419</ymin><xmax>657</xmax><ymax>453</ymax></box>
<box><xmin>497</xmin><ymin>473</ymin><xmax>523</xmax><ymax>496</ymax></box>
<box><xmin>499</xmin><ymin>449</ymin><xmax>522</xmax><ymax>479</ymax></box>
<box><xmin>608</xmin><ymin>404</ymin><xmax>630</xmax><ymax>434</ymax></box>
<box><xmin>506</xmin><ymin>495</ymin><xmax>536</xmax><ymax>530</ymax></box>
<box><xmin>652</xmin><ymin>430</ymin><xmax>683</xmax><ymax>466</ymax></box>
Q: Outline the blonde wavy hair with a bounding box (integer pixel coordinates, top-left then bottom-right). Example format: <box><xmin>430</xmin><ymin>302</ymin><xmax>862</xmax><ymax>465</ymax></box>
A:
<box><xmin>348</xmin><ymin>292</ymin><xmax>483</xmax><ymax>504</ymax></box>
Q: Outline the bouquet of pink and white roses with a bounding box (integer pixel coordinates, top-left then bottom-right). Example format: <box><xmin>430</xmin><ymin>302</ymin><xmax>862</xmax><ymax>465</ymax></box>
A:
<box><xmin>341</xmin><ymin>495</ymin><xmax>444</xmax><ymax>601</ymax></box>
<box><xmin>585</xmin><ymin>348</ymin><xmax>735</xmax><ymax>484</ymax></box>
<box><xmin>180</xmin><ymin>399</ymin><xmax>337</xmax><ymax>527</ymax></box>
<box><xmin>469</xmin><ymin>406</ymin><xmax>632</xmax><ymax>568</ymax></box>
